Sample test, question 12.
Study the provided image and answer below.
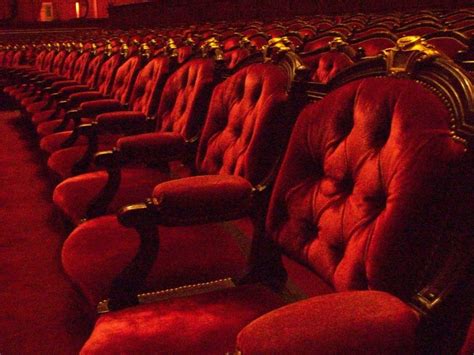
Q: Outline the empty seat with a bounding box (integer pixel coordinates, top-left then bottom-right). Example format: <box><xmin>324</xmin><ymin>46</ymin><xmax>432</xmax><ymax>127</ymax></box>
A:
<box><xmin>60</xmin><ymin>42</ymin><xmax>303</xmax><ymax>310</ymax></box>
<box><xmin>74</xmin><ymin>37</ymin><xmax>474</xmax><ymax>354</ymax></box>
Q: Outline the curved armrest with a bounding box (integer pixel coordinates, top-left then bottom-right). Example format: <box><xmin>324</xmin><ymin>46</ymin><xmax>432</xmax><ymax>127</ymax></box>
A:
<box><xmin>118</xmin><ymin>175</ymin><xmax>253</xmax><ymax>227</ymax></box>
<box><xmin>79</xmin><ymin>99</ymin><xmax>123</xmax><ymax>116</ymax></box>
<box><xmin>116</xmin><ymin>132</ymin><xmax>186</xmax><ymax>164</ymax></box>
<box><xmin>101</xmin><ymin>175</ymin><xmax>254</xmax><ymax>310</ymax></box>
<box><xmin>50</xmin><ymin>80</ymin><xmax>78</xmax><ymax>91</ymax></box>
<box><xmin>236</xmin><ymin>291</ymin><xmax>420</xmax><ymax>354</ymax></box>
<box><xmin>95</xmin><ymin>111</ymin><xmax>149</xmax><ymax>133</ymax></box>
<box><xmin>154</xmin><ymin>175</ymin><xmax>254</xmax><ymax>225</ymax></box>
<box><xmin>69</xmin><ymin>91</ymin><xmax>104</xmax><ymax>107</ymax></box>
<box><xmin>59</xmin><ymin>84</ymin><xmax>90</xmax><ymax>97</ymax></box>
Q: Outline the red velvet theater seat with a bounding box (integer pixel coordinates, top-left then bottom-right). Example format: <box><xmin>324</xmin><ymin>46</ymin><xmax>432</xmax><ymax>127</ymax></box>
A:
<box><xmin>53</xmin><ymin>56</ymin><xmax>219</xmax><ymax>223</ymax></box>
<box><xmin>40</xmin><ymin>53</ymin><xmax>172</xmax><ymax>155</ymax></box>
<box><xmin>35</xmin><ymin>43</ymin><xmax>126</xmax><ymax>137</ymax></box>
<box><xmin>31</xmin><ymin>44</ymin><xmax>107</xmax><ymax>132</ymax></box>
<box><xmin>61</xmin><ymin>45</ymin><xmax>300</xmax><ymax>307</ymax></box>
<box><xmin>52</xmin><ymin>37</ymin><xmax>254</xmax><ymax>223</ymax></box>
<box><xmin>77</xmin><ymin>38</ymin><xmax>474</xmax><ymax>353</ymax></box>
<box><xmin>45</xmin><ymin>45</ymin><xmax>148</xmax><ymax>179</ymax></box>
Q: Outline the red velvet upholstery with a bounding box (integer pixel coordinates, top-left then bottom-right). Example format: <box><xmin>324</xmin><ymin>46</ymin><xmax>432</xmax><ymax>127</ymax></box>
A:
<box><xmin>40</xmin><ymin>130</ymin><xmax>89</xmax><ymax>154</ymax></box>
<box><xmin>266</xmin><ymin>78</ymin><xmax>466</xmax><ymax>298</ymax></box>
<box><xmin>151</xmin><ymin>175</ymin><xmax>254</xmax><ymax>225</ymax></box>
<box><xmin>93</xmin><ymin>54</ymin><xmax>123</xmax><ymax>97</ymax></box>
<box><xmin>80</xmin><ymin>285</ymin><xmax>285</xmax><ymax>355</ymax></box>
<box><xmin>84</xmin><ymin>53</ymin><xmax>106</xmax><ymax>89</ymax></box>
<box><xmin>352</xmin><ymin>37</ymin><xmax>396</xmax><ymax>56</ymax></box>
<box><xmin>53</xmin><ymin>58</ymin><xmax>217</xmax><ymax>218</ymax></box>
<box><xmin>127</xmin><ymin>56</ymin><xmax>170</xmax><ymax>116</ymax></box>
<box><xmin>62</xmin><ymin>215</ymin><xmax>250</xmax><ymax>306</ymax></box>
<box><xmin>106</xmin><ymin>56</ymin><xmax>142</xmax><ymax>106</ymax></box>
<box><xmin>38</xmin><ymin>56</ymin><xmax>171</xmax><ymax>154</ymax></box>
<box><xmin>78</xmin><ymin>64</ymin><xmax>471</xmax><ymax>354</ymax></box>
<box><xmin>53</xmin><ymin>164</ymin><xmax>189</xmax><ymax>224</ymax></box>
<box><xmin>60</xmin><ymin>60</ymin><xmax>293</xmax><ymax>308</ymax></box>
<box><xmin>303</xmin><ymin>51</ymin><xmax>354</xmax><ymax>83</ymax></box>
<box><xmin>117</xmin><ymin>132</ymin><xmax>186</xmax><ymax>162</ymax></box>
<box><xmin>461</xmin><ymin>316</ymin><xmax>474</xmax><ymax>355</ymax></box>
<box><xmin>195</xmin><ymin>63</ymin><xmax>289</xmax><ymax>186</ymax></box>
<box><xmin>72</xmin><ymin>51</ymin><xmax>93</xmax><ymax>84</ymax></box>
<box><xmin>236</xmin><ymin>291</ymin><xmax>420</xmax><ymax>354</ymax></box>
<box><xmin>79</xmin><ymin>99</ymin><xmax>123</xmax><ymax>116</ymax></box>
<box><xmin>426</xmin><ymin>37</ymin><xmax>468</xmax><ymax>59</ymax></box>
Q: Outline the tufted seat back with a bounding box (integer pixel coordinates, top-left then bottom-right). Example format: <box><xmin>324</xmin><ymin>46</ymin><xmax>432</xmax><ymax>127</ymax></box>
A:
<box><xmin>61</xmin><ymin>51</ymin><xmax>79</xmax><ymax>78</ymax></box>
<box><xmin>267</xmin><ymin>77</ymin><xmax>467</xmax><ymax>299</ymax></box>
<box><xmin>128</xmin><ymin>56</ymin><xmax>171</xmax><ymax>117</ymax></box>
<box><xmin>303</xmin><ymin>51</ymin><xmax>354</xmax><ymax>83</ymax></box>
<box><xmin>178</xmin><ymin>46</ymin><xmax>194</xmax><ymax>64</ymax></box>
<box><xmin>109</xmin><ymin>56</ymin><xmax>143</xmax><ymax>105</ymax></box>
<box><xmin>11</xmin><ymin>50</ymin><xmax>24</xmax><ymax>67</ymax></box>
<box><xmin>84</xmin><ymin>53</ymin><xmax>106</xmax><ymax>88</ymax></box>
<box><xmin>33</xmin><ymin>50</ymin><xmax>47</xmax><ymax>70</ymax></box>
<box><xmin>196</xmin><ymin>63</ymin><xmax>289</xmax><ymax>186</ymax></box>
<box><xmin>224</xmin><ymin>48</ymin><xmax>251</xmax><ymax>70</ymax></box>
<box><xmin>50</xmin><ymin>50</ymin><xmax>67</xmax><ymax>76</ymax></box>
<box><xmin>95</xmin><ymin>53</ymin><xmax>123</xmax><ymax>95</ymax></box>
<box><xmin>156</xmin><ymin>58</ymin><xmax>216</xmax><ymax>141</ymax></box>
<box><xmin>3</xmin><ymin>50</ymin><xmax>14</xmax><ymax>67</ymax></box>
<box><xmin>41</xmin><ymin>50</ymin><xmax>56</xmax><ymax>71</ymax></box>
<box><xmin>72</xmin><ymin>51</ymin><xmax>92</xmax><ymax>84</ymax></box>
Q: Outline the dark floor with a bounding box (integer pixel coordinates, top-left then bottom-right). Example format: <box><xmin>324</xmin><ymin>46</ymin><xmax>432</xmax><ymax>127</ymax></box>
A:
<box><xmin>0</xmin><ymin>110</ymin><xmax>91</xmax><ymax>354</ymax></box>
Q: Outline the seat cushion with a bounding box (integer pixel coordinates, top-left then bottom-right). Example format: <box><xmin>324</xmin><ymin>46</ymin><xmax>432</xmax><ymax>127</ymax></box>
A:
<box><xmin>40</xmin><ymin>131</ymin><xmax>88</xmax><ymax>154</ymax></box>
<box><xmin>80</xmin><ymin>284</ymin><xmax>285</xmax><ymax>355</ymax></box>
<box><xmin>36</xmin><ymin>117</ymin><xmax>70</xmax><ymax>138</ymax></box>
<box><xmin>26</xmin><ymin>99</ymin><xmax>53</xmax><ymax>115</ymax></box>
<box><xmin>53</xmin><ymin>166</ymin><xmax>174</xmax><ymax>224</ymax></box>
<box><xmin>237</xmin><ymin>290</ymin><xmax>419</xmax><ymax>354</ymax></box>
<box><xmin>62</xmin><ymin>215</ymin><xmax>252</xmax><ymax>306</ymax></box>
<box><xmin>47</xmin><ymin>141</ymin><xmax>115</xmax><ymax>179</ymax></box>
<box><xmin>31</xmin><ymin>109</ymin><xmax>59</xmax><ymax>126</ymax></box>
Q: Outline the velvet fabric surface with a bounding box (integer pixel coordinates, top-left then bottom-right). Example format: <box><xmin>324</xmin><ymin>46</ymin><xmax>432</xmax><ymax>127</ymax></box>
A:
<box><xmin>196</xmin><ymin>62</ymin><xmax>290</xmax><ymax>186</ymax></box>
<box><xmin>53</xmin><ymin>58</ymin><xmax>217</xmax><ymax>220</ymax></box>
<box><xmin>62</xmin><ymin>215</ymin><xmax>249</xmax><ymax>306</ymax></box>
<box><xmin>266</xmin><ymin>77</ymin><xmax>466</xmax><ymax>298</ymax></box>
<box><xmin>53</xmin><ymin>166</ymin><xmax>184</xmax><ymax>224</ymax></box>
<box><xmin>151</xmin><ymin>175</ymin><xmax>254</xmax><ymax>225</ymax></box>
<box><xmin>303</xmin><ymin>51</ymin><xmax>354</xmax><ymax>83</ymax></box>
<box><xmin>236</xmin><ymin>290</ymin><xmax>420</xmax><ymax>354</ymax></box>
<box><xmin>461</xmin><ymin>317</ymin><xmax>474</xmax><ymax>355</ymax></box>
<box><xmin>80</xmin><ymin>285</ymin><xmax>285</xmax><ymax>354</ymax></box>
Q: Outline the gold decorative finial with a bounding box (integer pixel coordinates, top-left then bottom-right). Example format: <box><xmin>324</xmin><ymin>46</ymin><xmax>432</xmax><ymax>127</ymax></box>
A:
<box><xmin>164</xmin><ymin>38</ymin><xmax>178</xmax><ymax>57</ymax></box>
<box><xmin>383</xmin><ymin>36</ymin><xmax>445</xmax><ymax>76</ymax></box>
<box><xmin>329</xmin><ymin>37</ymin><xmax>349</xmax><ymax>50</ymax></box>
<box><xmin>200</xmin><ymin>37</ymin><xmax>224</xmax><ymax>61</ymax></box>
<box><xmin>138</xmin><ymin>42</ymin><xmax>151</xmax><ymax>59</ymax></box>
<box><xmin>119</xmin><ymin>43</ymin><xmax>129</xmax><ymax>58</ymax></box>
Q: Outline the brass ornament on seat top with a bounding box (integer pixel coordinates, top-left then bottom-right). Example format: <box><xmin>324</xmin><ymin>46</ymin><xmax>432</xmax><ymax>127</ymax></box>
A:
<box><xmin>164</xmin><ymin>38</ymin><xmax>178</xmax><ymax>58</ymax></box>
<box><xmin>329</xmin><ymin>37</ymin><xmax>349</xmax><ymax>50</ymax></box>
<box><xmin>104</xmin><ymin>41</ymin><xmax>114</xmax><ymax>57</ymax></box>
<box><xmin>119</xmin><ymin>43</ymin><xmax>129</xmax><ymax>58</ymax></box>
<box><xmin>75</xmin><ymin>42</ymin><xmax>84</xmax><ymax>54</ymax></box>
<box><xmin>383</xmin><ymin>35</ymin><xmax>446</xmax><ymax>76</ymax></box>
<box><xmin>138</xmin><ymin>42</ymin><xmax>151</xmax><ymax>59</ymax></box>
<box><xmin>90</xmin><ymin>43</ymin><xmax>98</xmax><ymax>56</ymax></box>
<box><xmin>262</xmin><ymin>36</ymin><xmax>293</xmax><ymax>62</ymax></box>
<box><xmin>200</xmin><ymin>37</ymin><xmax>224</xmax><ymax>61</ymax></box>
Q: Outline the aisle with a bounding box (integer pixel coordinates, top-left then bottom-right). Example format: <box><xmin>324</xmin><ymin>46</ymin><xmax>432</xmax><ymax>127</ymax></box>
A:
<box><xmin>0</xmin><ymin>111</ymin><xmax>91</xmax><ymax>354</ymax></box>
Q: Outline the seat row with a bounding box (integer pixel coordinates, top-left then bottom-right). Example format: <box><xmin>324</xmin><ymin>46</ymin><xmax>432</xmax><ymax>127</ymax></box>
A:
<box><xmin>0</xmin><ymin>20</ymin><xmax>474</xmax><ymax>355</ymax></box>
